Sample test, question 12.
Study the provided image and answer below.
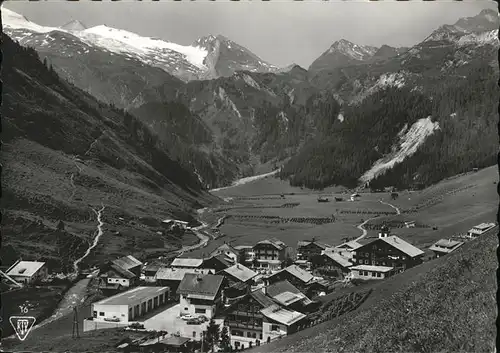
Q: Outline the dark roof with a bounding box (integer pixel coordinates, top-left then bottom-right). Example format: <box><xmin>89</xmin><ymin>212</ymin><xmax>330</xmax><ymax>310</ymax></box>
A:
<box><xmin>250</xmin><ymin>289</ymin><xmax>277</xmax><ymax>307</ymax></box>
<box><xmin>266</xmin><ymin>280</ymin><xmax>302</xmax><ymax>298</ymax></box>
<box><xmin>209</xmin><ymin>253</ymin><xmax>234</xmax><ymax>268</ymax></box>
<box><xmin>297</xmin><ymin>241</ymin><xmax>330</xmax><ymax>250</ymax></box>
<box><xmin>210</xmin><ymin>243</ymin><xmax>239</xmax><ymax>256</ymax></box>
<box><xmin>112</xmin><ymin>255</ymin><xmax>142</xmax><ymax>270</ymax></box>
<box><xmin>109</xmin><ymin>263</ymin><xmax>136</xmax><ymax>279</ymax></box>
<box><xmin>177</xmin><ymin>274</ymin><xmax>224</xmax><ymax>298</ymax></box>
<box><xmin>255</xmin><ymin>238</ymin><xmax>286</xmax><ymax>250</ymax></box>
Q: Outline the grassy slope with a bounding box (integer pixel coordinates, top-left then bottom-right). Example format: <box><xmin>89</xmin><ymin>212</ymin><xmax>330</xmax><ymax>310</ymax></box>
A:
<box><xmin>1</xmin><ymin>37</ymin><xmax>219</xmax><ymax>271</ymax></box>
<box><xmin>251</xmin><ymin>229</ymin><xmax>497</xmax><ymax>353</ymax></box>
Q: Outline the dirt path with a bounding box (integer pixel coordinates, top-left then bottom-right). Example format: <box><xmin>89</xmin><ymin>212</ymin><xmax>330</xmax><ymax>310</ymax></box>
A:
<box><xmin>177</xmin><ymin>220</ymin><xmax>210</xmax><ymax>254</ymax></box>
<box><xmin>72</xmin><ymin>205</ymin><xmax>106</xmax><ymax>274</ymax></box>
<box><xmin>379</xmin><ymin>200</ymin><xmax>401</xmax><ymax>215</ymax></box>
<box><xmin>355</xmin><ymin>217</ymin><xmax>378</xmax><ymax>242</ymax></box>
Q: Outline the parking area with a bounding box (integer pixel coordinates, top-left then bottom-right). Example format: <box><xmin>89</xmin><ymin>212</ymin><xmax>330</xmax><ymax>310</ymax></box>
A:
<box><xmin>142</xmin><ymin>304</ymin><xmax>209</xmax><ymax>340</ymax></box>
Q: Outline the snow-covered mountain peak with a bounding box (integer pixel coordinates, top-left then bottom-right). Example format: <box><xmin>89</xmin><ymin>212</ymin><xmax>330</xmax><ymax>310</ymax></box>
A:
<box><xmin>60</xmin><ymin>19</ymin><xmax>87</xmax><ymax>32</ymax></box>
<box><xmin>329</xmin><ymin>39</ymin><xmax>378</xmax><ymax>61</ymax></box>
<box><xmin>2</xmin><ymin>7</ymin><xmax>60</xmax><ymax>33</ymax></box>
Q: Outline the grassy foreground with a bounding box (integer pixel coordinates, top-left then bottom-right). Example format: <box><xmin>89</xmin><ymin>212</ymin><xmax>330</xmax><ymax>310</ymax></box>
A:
<box><xmin>251</xmin><ymin>230</ymin><xmax>498</xmax><ymax>353</ymax></box>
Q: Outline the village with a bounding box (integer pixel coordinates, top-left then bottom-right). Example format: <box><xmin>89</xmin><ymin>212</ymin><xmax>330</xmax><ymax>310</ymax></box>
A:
<box><xmin>1</xmin><ymin>215</ymin><xmax>496</xmax><ymax>352</ymax></box>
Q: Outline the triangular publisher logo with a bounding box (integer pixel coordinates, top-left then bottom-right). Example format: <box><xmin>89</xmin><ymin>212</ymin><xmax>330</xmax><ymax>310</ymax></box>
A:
<box><xmin>9</xmin><ymin>316</ymin><xmax>36</xmax><ymax>341</ymax></box>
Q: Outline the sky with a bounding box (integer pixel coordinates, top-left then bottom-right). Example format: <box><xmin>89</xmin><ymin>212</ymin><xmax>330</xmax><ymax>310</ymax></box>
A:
<box><xmin>3</xmin><ymin>0</ymin><xmax>497</xmax><ymax>68</ymax></box>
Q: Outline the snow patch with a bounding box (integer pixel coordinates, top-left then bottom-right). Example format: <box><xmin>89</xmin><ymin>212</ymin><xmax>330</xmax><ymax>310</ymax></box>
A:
<box><xmin>242</xmin><ymin>74</ymin><xmax>261</xmax><ymax>90</ymax></box>
<box><xmin>457</xmin><ymin>29</ymin><xmax>499</xmax><ymax>46</ymax></box>
<box><xmin>360</xmin><ymin>116</ymin><xmax>440</xmax><ymax>183</ymax></box>
<box><xmin>2</xmin><ymin>8</ymin><xmax>61</xmax><ymax>33</ymax></box>
<box><xmin>337</xmin><ymin>113</ymin><xmax>345</xmax><ymax>122</ymax></box>
<box><xmin>218</xmin><ymin>87</ymin><xmax>242</xmax><ymax>119</ymax></box>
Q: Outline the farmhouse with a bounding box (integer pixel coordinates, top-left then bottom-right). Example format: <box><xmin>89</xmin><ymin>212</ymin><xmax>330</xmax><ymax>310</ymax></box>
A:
<box><xmin>209</xmin><ymin>243</ymin><xmax>240</xmax><ymax>263</ymax></box>
<box><xmin>352</xmin><ymin>235</ymin><xmax>424</xmax><ymax>273</ymax></box>
<box><xmin>156</xmin><ymin>268</ymin><xmax>214</xmax><ymax>299</ymax></box>
<box><xmin>202</xmin><ymin>253</ymin><xmax>234</xmax><ymax>272</ymax></box>
<box><xmin>266</xmin><ymin>265</ymin><xmax>314</xmax><ymax>289</ymax></box>
<box><xmin>253</xmin><ymin>239</ymin><xmax>291</xmax><ymax>271</ymax></box>
<box><xmin>6</xmin><ymin>260</ymin><xmax>48</xmax><ymax>284</ymax></box>
<box><xmin>170</xmin><ymin>258</ymin><xmax>204</xmax><ymax>269</ymax></box>
<box><xmin>350</xmin><ymin>265</ymin><xmax>394</xmax><ymax>280</ymax></box>
<box><xmin>314</xmin><ymin>251</ymin><xmax>353</xmax><ymax>279</ymax></box>
<box><xmin>328</xmin><ymin>240</ymin><xmax>362</xmax><ymax>259</ymax></box>
<box><xmin>466</xmin><ymin>222</ymin><xmax>496</xmax><ymax>238</ymax></box>
<box><xmin>84</xmin><ymin>286</ymin><xmax>170</xmax><ymax>331</ymax></box>
<box><xmin>223</xmin><ymin>264</ymin><xmax>258</xmax><ymax>285</ymax></box>
<box><xmin>222</xmin><ymin>289</ymin><xmax>275</xmax><ymax>349</ymax></box>
<box><xmin>429</xmin><ymin>239</ymin><xmax>465</xmax><ymax>258</ymax></box>
<box><xmin>296</xmin><ymin>240</ymin><xmax>331</xmax><ymax>261</ymax></box>
<box><xmin>98</xmin><ymin>255</ymin><xmax>143</xmax><ymax>291</ymax></box>
<box><xmin>177</xmin><ymin>273</ymin><xmax>225</xmax><ymax>319</ymax></box>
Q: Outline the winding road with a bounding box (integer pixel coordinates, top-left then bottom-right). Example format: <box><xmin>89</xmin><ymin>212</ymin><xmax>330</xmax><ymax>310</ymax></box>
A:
<box><xmin>177</xmin><ymin>220</ymin><xmax>210</xmax><ymax>254</ymax></box>
<box><xmin>354</xmin><ymin>200</ymin><xmax>401</xmax><ymax>241</ymax></box>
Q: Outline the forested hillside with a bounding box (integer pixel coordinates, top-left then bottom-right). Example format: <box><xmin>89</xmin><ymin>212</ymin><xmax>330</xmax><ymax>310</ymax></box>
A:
<box><xmin>2</xmin><ymin>35</ymin><xmax>216</xmax><ymax>270</ymax></box>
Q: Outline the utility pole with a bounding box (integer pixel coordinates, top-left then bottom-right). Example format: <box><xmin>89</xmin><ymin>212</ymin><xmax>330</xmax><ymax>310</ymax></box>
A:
<box><xmin>72</xmin><ymin>306</ymin><xmax>80</xmax><ymax>338</ymax></box>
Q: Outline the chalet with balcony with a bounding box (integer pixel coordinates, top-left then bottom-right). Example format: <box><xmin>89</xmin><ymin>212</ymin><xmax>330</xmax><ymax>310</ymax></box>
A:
<box><xmin>264</xmin><ymin>265</ymin><xmax>327</xmax><ymax>297</ymax></box>
<box><xmin>253</xmin><ymin>239</ymin><xmax>291</xmax><ymax>271</ymax></box>
<box><xmin>260</xmin><ymin>304</ymin><xmax>307</xmax><ymax>344</ymax></box>
<box><xmin>429</xmin><ymin>239</ymin><xmax>465</xmax><ymax>258</ymax></box>
<box><xmin>330</xmin><ymin>240</ymin><xmax>362</xmax><ymax>259</ymax></box>
<box><xmin>352</xmin><ymin>235</ymin><xmax>424</xmax><ymax>274</ymax></box>
<box><xmin>221</xmin><ymin>289</ymin><xmax>275</xmax><ymax>350</ymax></box>
<box><xmin>296</xmin><ymin>239</ymin><xmax>331</xmax><ymax>261</ymax></box>
<box><xmin>177</xmin><ymin>273</ymin><xmax>225</xmax><ymax>319</ymax></box>
<box><xmin>221</xmin><ymin>264</ymin><xmax>258</xmax><ymax>304</ymax></box>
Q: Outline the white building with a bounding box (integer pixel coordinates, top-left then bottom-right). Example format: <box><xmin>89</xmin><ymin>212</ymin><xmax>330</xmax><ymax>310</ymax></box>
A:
<box><xmin>170</xmin><ymin>258</ymin><xmax>204</xmax><ymax>270</ymax></box>
<box><xmin>260</xmin><ymin>304</ymin><xmax>306</xmax><ymax>343</ymax></box>
<box><xmin>350</xmin><ymin>265</ymin><xmax>394</xmax><ymax>280</ymax></box>
<box><xmin>6</xmin><ymin>261</ymin><xmax>48</xmax><ymax>284</ymax></box>
<box><xmin>467</xmin><ymin>223</ymin><xmax>496</xmax><ymax>238</ymax></box>
<box><xmin>85</xmin><ymin>286</ymin><xmax>170</xmax><ymax>331</ymax></box>
<box><xmin>177</xmin><ymin>273</ymin><xmax>225</xmax><ymax>318</ymax></box>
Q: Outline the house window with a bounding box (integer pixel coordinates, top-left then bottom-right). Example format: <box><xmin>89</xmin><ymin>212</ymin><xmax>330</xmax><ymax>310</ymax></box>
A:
<box><xmin>235</xmin><ymin>342</ymin><xmax>240</xmax><ymax>348</ymax></box>
<box><xmin>376</xmin><ymin>273</ymin><xmax>381</xmax><ymax>278</ymax></box>
<box><xmin>247</xmin><ymin>332</ymin><xmax>252</xmax><ymax>338</ymax></box>
<box><xmin>93</xmin><ymin>311</ymin><xmax>97</xmax><ymax>318</ymax></box>
<box><xmin>195</xmin><ymin>308</ymin><xmax>207</xmax><ymax>314</ymax></box>
<box><xmin>364</xmin><ymin>260</ymin><xmax>369</xmax><ymax>264</ymax></box>
<box><xmin>99</xmin><ymin>312</ymin><xmax>105</xmax><ymax>316</ymax></box>
<box><xmin>193</xmin><ymin>331</ymin><xmax>196</xmax><ymax>338</ymax></box>
<box><xmin>260</xmin><ymin>334</ymin><xmax>263</xmax><ymax>339</ymax></box>
<box><xmin>271</xmin><ymin>325</ymin><xmax>279</xmax><ymax>331</ymax></box>
<box><xmin>252</xmin><ymin>333</ymin><xmax>257</xmax><ymax>338</ymax></box>
<box><xmin>184</xmin><ymin>307</ymin><xmax>188</xmax><ymax>311</ymax></box>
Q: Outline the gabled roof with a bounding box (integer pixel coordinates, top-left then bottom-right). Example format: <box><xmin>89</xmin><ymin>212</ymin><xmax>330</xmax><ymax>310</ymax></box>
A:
<box><xmin>177</xmin><ymin>274</ymin><xmax>224</xmax><ymax>300</ymax></box>
<box><xmin>112</xmin><ymin>255</ymin><xmax>142</xmax><ymax>270</ymax></box>
<box><xmin>278</xmin><ymin>265</ymin><xmax>314</xmax><ymax>283</ymax></box>
<box><xmin>250</xmin><ymin>289</ymin><xmax>277</xmax><ymax>308</ymax></box>
<box><xmin>234</xmin><ymin>245</ymin><xmax>253</xmax><ymax>250</ymax></box>
<box><xmin>171</xmin><ymin>258</ymin><xmax>203</xmax><ymax>268</ymax></box>
<box><xmin>223</xmin><ymin>264</ymin><xmax>257</xmax><ymax>283</ymax></box>
<box><xmin>205</xmin><ymin>254</ymin><xmax>234</xmax><ymax>268</ymax></box>
<box><xmin>378</xmin><ymin>236</ymin><xmax>424</xmax><ymax>257</ymax></box>
<box><xmin>7</xmin><ymin>261</ymin><xmax>45</xmax><ymax>278</ymax></box>
<box><xmin>260</xmin><ymin>304</ymin><xmax>306</xmax><ymax>326</ymax></box>
<box><xmin>108</xmin><ymin>263</ymin><xmax>136</xmax><ymax>279</ymax></box>
<box><xmin>255</xmin><ymin>238</ymin><xmax>286</xmax><ymax>250</ymax></box>
<box><xmin>266</xmin><ymin>280</ymin><xmax>314</xmax><ymax>306</ymax></box>
<box><xmin>210</xmin><ymin>243</ymin><xmax>239</xmax><ymax>257</ymax></box>
<box><xmin>336</xmin><ymin>240</ymin><xmax>362</xmax><ymax>250</ymax></box>
<box><xmin>322</xmin><ymin>252</ymin><xmax>353</xmax><ymax>268</ymax></box>
<box><xmin>297</xmin><ymin>240</ymin><xmax>330</xmax><ymax>249</ymax></box>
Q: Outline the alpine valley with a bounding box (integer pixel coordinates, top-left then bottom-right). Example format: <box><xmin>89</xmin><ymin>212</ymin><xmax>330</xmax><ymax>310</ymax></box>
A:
<box><xmin>3</xmin><ymin>8</ymin><xmax>498</xmax><ymax>193</ymax></box>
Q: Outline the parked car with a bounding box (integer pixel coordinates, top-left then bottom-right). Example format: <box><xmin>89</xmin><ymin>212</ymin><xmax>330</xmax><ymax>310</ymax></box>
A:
<box><xmin>187</xmin><ymin>318</ymin><xmax>202</xmax><ymax>325</ymax></box>
<box><xmin>198</xmin><ymin>315</ymin><xmax>208</xmax><ymax>322</ymax></box>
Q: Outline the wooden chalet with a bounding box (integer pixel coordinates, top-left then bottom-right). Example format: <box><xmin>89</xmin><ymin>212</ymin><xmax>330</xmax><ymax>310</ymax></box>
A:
<box><xmin>352</xmin><ymin>235</ymin><xmax>424</xmax><ymax>273</ymax></box>
<box><xmin>296</xmin><ymin>240</ymin><xmax>331</xmax><ymax>261</ymax></box>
